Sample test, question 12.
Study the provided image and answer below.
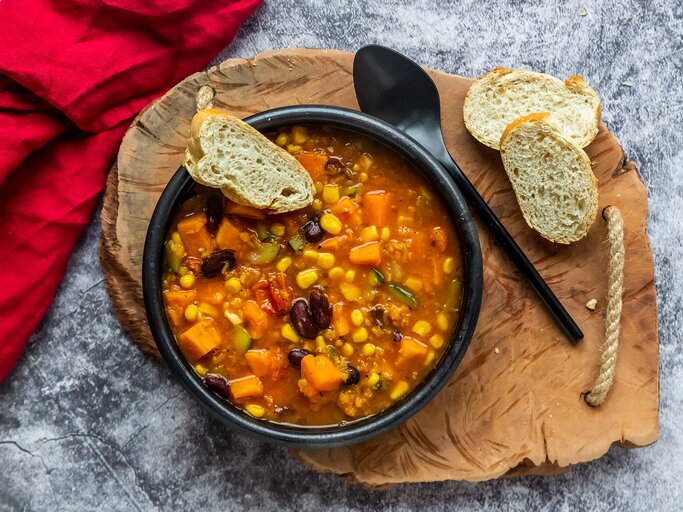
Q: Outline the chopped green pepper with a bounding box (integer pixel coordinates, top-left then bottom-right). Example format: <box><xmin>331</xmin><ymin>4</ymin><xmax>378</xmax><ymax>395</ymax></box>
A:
<box><xmin>388</xmin><ymin>284</ymin><xmax>418</xmax><ymax>309</ymax></box>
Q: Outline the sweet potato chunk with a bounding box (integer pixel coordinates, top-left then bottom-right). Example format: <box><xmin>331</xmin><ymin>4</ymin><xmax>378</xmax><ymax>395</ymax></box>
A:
<box><xmin>178</xmin><ymin>320</ymin><xmax>222</xmax><ymax>362</ymax></box>
<box><xmin>300</xmin><ymin>354</ymin><xmax>342</xmax><ymax>393</ymax></box>
<box><xmin>229</xmin><ymin>375</ymin><xmax>264</xmax><ymax>401</ymax></box>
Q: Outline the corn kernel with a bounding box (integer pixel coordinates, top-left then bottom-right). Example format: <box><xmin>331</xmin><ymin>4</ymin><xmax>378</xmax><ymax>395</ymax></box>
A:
<box><xmin>437</xmin><ymin>311</ymin><xmax>449</xmax><ymax>331</ymax></box>
<box><xmin>358</xmin><ymin>172</ymin><xmax>369</xmax><ymax>183</ymax></box>
<box><xmin>360</xmin><ymin>225</ymin><xmax>379</xmax><ymax>242</ymax></box>
<box><xmin>323</xmin><ymin>184</ymin><xmax>340</xmax><ymax>204</ymax></box>
<box><xmin>296</xmin><ymin>268</ymin><xmax>319</xmax><ymax>289</ymax></box>
<box><xmin>225</xmin><ymin>277</ymin><xmax>241</xmax><ymax>294</ymax></box>
<box><xmin>379</xmin><ymin>227</ymin><xmax>390</xmax><ymax>242</ymax></box>
<box><xmin>178</xmin><ymin>265</ymin><xmax>189</xmax><ymax>276</ymax></box>
<box><xmin>443</xmin><ymin>257</ymin><xmax>456</xmax><ymax>274</ymax></box>
<box><xmin>315</xmin><ymin>336</ymin><xmax>326</xmax><ymax>349</ymax></box>
<box><xmin>230</xmin><ymin>297</ymin><xmax>242</xmax><ymax>308</ymax></box>
<box><xmin>390</xmin><ymin>380</ymin><xmax>410</xmax><ymax>400</ymax></box>
<box><xmin>312</xmin><ymin>199</ymin><xmax>323</xmax><ymax>211</ymax></box>
<box><xmin>350</xmin><ymin>309</ymin><xmax>364</xmax><ymax>327</ymax></box>
<box><xmin>341</xmin><ymin>343</ymin><xmax>354</xmax><ymax>357</ymax></box>
<box><xmin>223</xmin><ymin>309</ymin><xmax>242</xmax><ymax>325</ymax></box>
<box><xmin>179</xmin><ymin>273</ymin><xmax>195</xmax><ymax>289</ymax></box>
<box><xmin>352</xmin><ymin>327</ymin><xmax>369</xmax><ymax>343</ymax></box>
<box><xmin>424</xmin><ymin>350</ymin><xmax>436</xmax><ymax>366</ymax></box>
<box><xmin>317</xmin><ymin>252</ymin><xmax>335</xmax><ymax>269</ymax></box>
<box><xmin>193</xmin><ymin>364</ymin><xmax>208</xmax><ymax>377</ymax></box>
<box><xmin>340</xmin><ymin>282</ymin><xmax>361</xmax><ymax>302</ymax></box>
<box><xmin>344</xmin><ymin>269</ymin><xmax>356</xmax><ymax>282</ymax></box>
<box><xmin>303</xmin><ymin>249</ymin><xmax>318</xmax><ymax>262</ymax></box>
<box><xmin>245</xmin><ymin>404</ymin><xmax>265</xmax><ymax>418</ymax></box>
<box><xmin>184</xmin><ymin>304</ymin><xmax>199</xmax><ymax>322</ymax></box>
<box><xmin>281</xmin><ymin>323</ymin><xmax>300</xmax><ymax>343</ymax></box>
<box><xmin>320</xmin><ymin>213</ymin><xmax>343</xmax><ymax>235</ymax></box>
<box><xmin>270</xmin><ymin>223</ymin><xmax>285</xmax><ymax>237</ymax></box>
<box><xmin>398</xmin><ymin>215</ymin><xmax>414</xmax><ymax>227</ymax></box>
<box><xmin>412</xmin><ymin>320</ymin><xmax>432</xmax><ymax>337</ymax></box>
<box><xmin>429</xmin><ymin>334</ymin><xmax>444</xmax><ymax>349</ymax></box>
<box><xmin>171</xmin><ymin>231</ymin><xmax>181</xmax><ymax>243</ymax></box>
<box><xmin>361</xmin><ymin>343</ymin><xmax>376</xmax><ymax>356</ymax></box>
<box><xmin>315</xmin><ymin>181</ymin><xmax>324</xmax><ymax>194</ymax></box>
<box><xmin>286</xmin><ymin>143</ymin><xmax>302</xmax><ymax>154</ymax></box>
<box><xmin>275</xmin><ymin>133</ymin><xmax>289</xmax><ymax>146</ymax></box>
<box><xmin>328</xmin><ymin>267</ymin><xmax>345</xmax><ymax>280</ymax></box>
<box><xmin>403</xmin><ymin>276</ymin><xmax>423</xmax><ymax>292</ymax></box>
<box><xmin>239</xmin><ymin>231</ymin><xmax>251</xmax><ymax>243</ymax></box>
<box><xmin>366</xmin><ymin>372</ymin><xmax>380</xmax><ymax>388</ymax></box>
<box><xmin>276</xmin><ymin>256</ymin><xmax>292</xmax><ymax>272</ymax></box>
<box><xmin>291</xmin><ymin>125</ymin><xmax>309</xmax><ymax>144</ymax></box>
<box><xmin>335</xmin><ymin>339</ymin><xmax>343</xmax><ymax>347</ymax></box>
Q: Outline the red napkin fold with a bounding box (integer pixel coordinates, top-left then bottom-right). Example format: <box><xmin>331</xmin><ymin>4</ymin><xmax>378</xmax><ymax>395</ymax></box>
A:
<box><xmin>0</xmin><ymin>0</ymin><xmax>261</xmax><ymax>381</ymax></box>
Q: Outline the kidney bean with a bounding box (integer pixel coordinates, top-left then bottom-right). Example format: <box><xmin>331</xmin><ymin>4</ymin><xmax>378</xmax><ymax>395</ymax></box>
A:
<box><xmin>393</xmin><ymin>330</ymin><xmax>404</xmax><ymax>343</ymax></box>
<box><xmin>204</xmin><ymin>374</ymin><xmax>230</xmax><ymax>398</ymax></box>
<box><xmin>290</xmin><ymin>299</ymin><xmax>318</xmax><ymax>339</ymax></box>
<box><xmin>309</xmin><ymin>288</ymin><xmax>331</xmax><ymax>329</ymax></box>
<box><xmin>369</xmin><ymin>306</ymin><xmax>385</xmax><ymax>327</ymax></box>
<box><xmin>201</xmin><ymin>249</ymin><xmax>236</xmax><ymax>277</ymax></box>
<box><xmin>302</xmin><ymin>218</ymin><xmax>324</xmax><ymax>243</ymax></box>
<box><xmin>344</xmin><ymin>364</ymin><xmax>360</xmax><ymax>386</ymax></box>
<box><xmin>288</xmin><ymin>348</ymin><xmax>312</xmax><ymax>368</ymax></box>
<box><xmin>205</xmin><ymin>194</ymin><xmax>223</xmax><ymax>233</ymax></box>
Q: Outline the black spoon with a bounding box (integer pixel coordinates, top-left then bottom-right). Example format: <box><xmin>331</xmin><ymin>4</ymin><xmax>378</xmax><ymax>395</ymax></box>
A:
<box><xmin>353</xmin><ymin>45</ymin><xmax>583</xmax><ymax>344</ymax></box>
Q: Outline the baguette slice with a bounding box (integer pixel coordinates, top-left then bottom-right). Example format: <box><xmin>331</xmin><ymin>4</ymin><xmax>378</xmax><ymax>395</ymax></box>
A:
<box><xmin>464</xmin><ymin>68</ymin><xmax>601</xmax><ymax>149</ymax></box>
<box><xmin>184</xmin><ymin>108</ymin><xmax>315</xmax><ymax>213</ymax></box>
<box><xmin>500</xmin><ymin>113</ymin><xmax>599</xmax><ymax>244</ymax></box>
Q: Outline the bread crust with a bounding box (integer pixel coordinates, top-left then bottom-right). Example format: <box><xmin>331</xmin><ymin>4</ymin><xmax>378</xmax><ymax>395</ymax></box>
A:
<box><xmin>184</xmin><ymin>109</ymin><xmax>315</xmax><ymax>214</ymax></box>
<box><xmin>500</xmin><ymin>114</ymin><xmax>599</xmax><ymax>244</ymax></box>
<box><xmin>463</xmin><ymin>69</ymin><xmax>601</xmax><ymax>150</ymax></box>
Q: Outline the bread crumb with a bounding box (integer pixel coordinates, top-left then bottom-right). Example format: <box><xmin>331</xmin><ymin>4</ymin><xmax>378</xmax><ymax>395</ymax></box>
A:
<box><xmin>586</xmin><ymin>298</ymin><xmax>598</xmax><ymax>310</ymax></box>
<box><xmin>579</xmin><ymin>9</ymin><xmax>588</xmax><ymax>16</ymax></box>
<box><xmin>494</xmin><ymin>347</ymin><xmax>500</xmax><ymax>354</ymax></box>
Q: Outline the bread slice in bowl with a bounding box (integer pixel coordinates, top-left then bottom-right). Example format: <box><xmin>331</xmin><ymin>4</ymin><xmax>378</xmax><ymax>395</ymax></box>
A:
<box><xmin>464</xmin><ymin>68</ymin><xmax>601</xmax><ymax>150</ymax></box>
<box><xmin>185</xmin><ymin>109</ymin><xmax>315</xmax><ymax>214</ymax></box>
<box><xmin>500</xmin><ymin>113</ymin><xmax>599</xmax><ymax>244</ymax></box>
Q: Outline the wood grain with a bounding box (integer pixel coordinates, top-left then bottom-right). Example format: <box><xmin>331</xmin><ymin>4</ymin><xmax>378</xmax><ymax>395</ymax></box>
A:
<box><xmin>99</xmin><ymin>48</ymin><xmax>659</xmax><ymax>484</ymax></box>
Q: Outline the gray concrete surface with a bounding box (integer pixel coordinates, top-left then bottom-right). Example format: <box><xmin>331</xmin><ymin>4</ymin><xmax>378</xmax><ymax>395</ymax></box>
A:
<box><xmin>1</xmin><ymin>0</ymin><xmax>681</xmax><ymax>510</ymax></box>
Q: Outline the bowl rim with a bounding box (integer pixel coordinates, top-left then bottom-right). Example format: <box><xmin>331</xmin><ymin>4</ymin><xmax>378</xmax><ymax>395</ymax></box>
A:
<box><xmin>143</xmin><ymin>105</ymin><xmax>483</xmax><ymax>448</ymax></box>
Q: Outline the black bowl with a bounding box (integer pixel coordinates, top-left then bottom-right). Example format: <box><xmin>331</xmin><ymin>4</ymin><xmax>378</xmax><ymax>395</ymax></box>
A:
<box><xmin>143</xmin><ymin>105</ymin><xmax>482</xmax><ymax>448</ymax></box>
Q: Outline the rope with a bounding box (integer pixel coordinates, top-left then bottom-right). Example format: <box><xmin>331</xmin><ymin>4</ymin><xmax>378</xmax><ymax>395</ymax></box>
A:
<box><xmin>196</xmin><ymin>85</ymin><xmax>215</xmax><ymax>111</ymax></box>
<box><xmin>585</xmin><ymin>206</ymin><xmax>625</xmax><ymax>407</ymax></box>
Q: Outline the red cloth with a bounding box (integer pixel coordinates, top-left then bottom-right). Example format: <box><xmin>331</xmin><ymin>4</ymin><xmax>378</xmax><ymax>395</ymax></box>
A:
<box><xmin>0</xmin><ymin>0</ymin><xmax>261</xmax><ymax>381</ymax></box>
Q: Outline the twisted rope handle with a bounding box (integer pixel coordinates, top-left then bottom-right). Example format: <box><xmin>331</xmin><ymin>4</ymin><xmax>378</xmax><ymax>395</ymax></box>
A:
<box><xmin>585</xmin><ymin>206</ymin><xmax>625</xmax><ymax>406</ymax></box>
<box><xmin>196</xmin><ymin>85</ymin><xmax>215</xmax><ymax>111</ymax></box>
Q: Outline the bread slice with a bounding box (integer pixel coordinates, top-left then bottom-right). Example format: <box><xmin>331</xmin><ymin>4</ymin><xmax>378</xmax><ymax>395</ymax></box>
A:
<box><xmin>184</xmin><ymin>108</ymin><xmax>315</xmax><ymax>213</ymax></box>
<box><xmin>464</xmin><ymin>68</ymin><xmax>601</xmax><ymax>149</ymax></box>
<box><xmin>500</xmin><ymin>113</ymin><xmax>599</xmax><ymax>244</ymax></box>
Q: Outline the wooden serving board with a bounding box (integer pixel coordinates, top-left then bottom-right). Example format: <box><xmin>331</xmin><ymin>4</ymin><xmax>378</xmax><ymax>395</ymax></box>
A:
<box><xmin>100</xmin><ymin>49</ymin><xmax>659</xmax><ymax>485</ymax></box>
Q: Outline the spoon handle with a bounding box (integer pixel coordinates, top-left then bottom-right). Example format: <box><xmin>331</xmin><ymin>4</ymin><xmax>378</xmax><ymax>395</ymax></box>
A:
<box><xmin>440</xmin><ymin>155</ymin><xmax>584</xmax><ymax>344</ymax></box>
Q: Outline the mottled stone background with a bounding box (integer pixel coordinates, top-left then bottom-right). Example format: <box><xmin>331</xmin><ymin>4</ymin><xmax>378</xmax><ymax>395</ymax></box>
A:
<box><xmin>1</xmin><ymin>0</ymin><xmax>681</xmax><ymax>510</ymax></box>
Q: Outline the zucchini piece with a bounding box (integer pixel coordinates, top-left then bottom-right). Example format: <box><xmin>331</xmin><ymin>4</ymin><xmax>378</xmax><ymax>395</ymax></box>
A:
<box><xmin>368</xmin><ymin>268</ymin><xmax>385</xmax><ymax>286</ymax></box>
<box><xmin>248</xmin><ymin>242</ymin><xmax>280</xmax><ymax>265</ymax></box>
<box><xmin>255</xmin><ymin>221</ymin><xmax>271</xmax><ymax>242</ymax></box>
<box><xmin>345</xmin><ymin>183</ymin><xmax>363</xmax><ymax>196</ymax></box>
<box><xmin>388</xmin><ymin>284</ymin><xmax>418</xmax><ymax>309</ymax></box>
<box><xmin>165</xmin><ymin>240</ymin><xmax>184</xmax><ymax>273</ymax></box>
<box><xmin>288</xmin><ymin>233</ymin><xmax>305</xmax><ymax>252</ymax></box>
<box><xmin>233</xmin><ymin>325</ymin><xmax>252</xmax><ymax>354</ymax></box>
